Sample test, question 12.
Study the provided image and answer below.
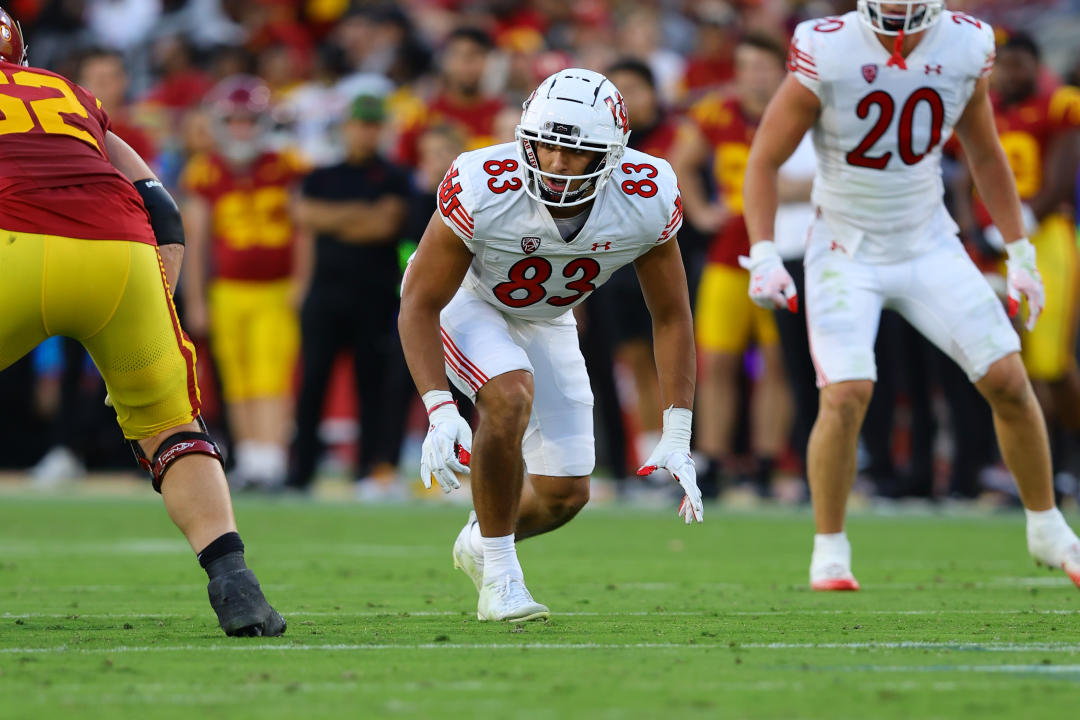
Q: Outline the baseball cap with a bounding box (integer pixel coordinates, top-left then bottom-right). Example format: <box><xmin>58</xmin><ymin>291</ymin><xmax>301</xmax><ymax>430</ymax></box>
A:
<box><xmin>349</xmin><ymin>93</ymin><xmax>386</xmax><ymax>123</ymax></box>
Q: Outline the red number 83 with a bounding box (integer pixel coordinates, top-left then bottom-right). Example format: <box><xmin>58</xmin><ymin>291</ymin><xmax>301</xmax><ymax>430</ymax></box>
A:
<box><xmin>484</xmin><ymin>158</ymin><xmax>523</xmax><ymax>193</ymax></box>
<box><xmin>621</xmin><ymin>162</ymin><xmax>658</xmax><ymax>198</ymax></box>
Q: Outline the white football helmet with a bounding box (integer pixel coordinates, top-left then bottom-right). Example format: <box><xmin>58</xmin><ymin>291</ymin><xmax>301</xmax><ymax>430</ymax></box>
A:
<box><xmin>515</xmin><ymin>68</ymin><xmax>630</xmax><ymax>207</ymax></box>
<box><xmin>857</xmin><ymin>1</ymin><xmax>945</xmax><ymax>36</ymax></box>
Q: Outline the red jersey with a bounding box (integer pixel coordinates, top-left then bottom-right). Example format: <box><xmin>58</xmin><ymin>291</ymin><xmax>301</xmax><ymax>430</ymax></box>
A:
<box><xmin>181</xmin><ymin>151</ymin><xmax>301</xmax><ymax>281</ymax></box>
<box><xmin>991</xmin><ymin>85</ymin><xmax>1080</xmax><ymax>205</ymax></box>
<box><xmin>630</xmin><ymin>115</ymin><xmax>679</xmax><ymax>159</ymax></box>
<box><xmin>110</xmin><ymin>115</ymin><xmax>156</xmax><ymax>164</ymax></box>
<box><xmin>686</xmin><ymin>93</ymin><xmax>758</xmax><ymax>266</ymax></box>
<box><xmin>0</xmin><ymin>60</ymin><xmax>152</xmax><ymax>243</ymax></box>
<box><xmin>396</xmin><ymin>92</ymin><xmax>505</xmax><ymax>167</ymax></box>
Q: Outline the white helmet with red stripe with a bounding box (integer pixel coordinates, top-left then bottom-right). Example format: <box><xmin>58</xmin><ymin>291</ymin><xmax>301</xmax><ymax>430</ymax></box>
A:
<box><xmin>515</xmin><ymin>68</ymin><xmax>630</xmax><ymax>207</ymax></box>
<box><xmin>857</xmin><ymin>1</ymin><xmax>946</xmax><ymax>36</ymax></box>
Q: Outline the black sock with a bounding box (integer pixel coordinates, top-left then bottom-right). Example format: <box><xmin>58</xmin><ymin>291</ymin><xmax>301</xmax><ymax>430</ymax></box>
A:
<box><xmin>755</xmin><ymin>456</ymin><xmax>775</xmax><ymax>496</ymax></box>
<box><xmin>698</xmin><ymin>459</ymin><xmax>720</xmax><ymax>500</ymax></box>
<box><xmin>197</xmin><ymin>532</ymin><xmax>247</xmax><ymax>579</ymax></box>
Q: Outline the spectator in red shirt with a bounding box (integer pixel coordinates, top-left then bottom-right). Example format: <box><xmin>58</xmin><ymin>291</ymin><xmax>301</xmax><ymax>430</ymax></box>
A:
<box><xmin>142</xmin><ymin>34</ymin><xmax>214</xmax><ymax>112</ymax></box>
<box><xmin>395</xmin><ymin>27</ymin><xmax>504</xmax><ymax>167</ymax></box>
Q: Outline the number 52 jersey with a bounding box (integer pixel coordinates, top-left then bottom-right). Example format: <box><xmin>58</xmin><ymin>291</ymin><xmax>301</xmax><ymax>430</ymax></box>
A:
<box><xmin>436</xmin><ymin>142</ymin><xmax>683</xmax><ymax>321</ymax></box>
<box><xmin>788</xmin><ymin>10</ymin><xmax>995</xmax><ymax>257</ymax></box>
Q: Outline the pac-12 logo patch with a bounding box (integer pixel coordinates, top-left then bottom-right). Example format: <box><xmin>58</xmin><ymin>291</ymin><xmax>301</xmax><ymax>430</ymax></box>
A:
<box><xmin>521</xmin><ymin>236</ymin><xmax>541</xmax><ymax>254</ymax></box>
<box><xmin>861</xmin><ymin>63</ymin><xmax>878</xmax><ymax>83</ymax></box>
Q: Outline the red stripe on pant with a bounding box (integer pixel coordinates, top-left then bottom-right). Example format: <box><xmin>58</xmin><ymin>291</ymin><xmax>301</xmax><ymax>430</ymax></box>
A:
<box><xmin>440</xmin><ymin>328</ymin><xmax>489</xmax><ymax>384</ymax></box>
<box><xmin>157</xmin><ymin>253</ymin><xmax>201</xmax><ymax>417</ymax></box>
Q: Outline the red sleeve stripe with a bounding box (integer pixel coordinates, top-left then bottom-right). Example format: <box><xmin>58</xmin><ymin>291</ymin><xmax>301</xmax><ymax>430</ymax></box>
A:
<box><xmin>787</xmin><ymin>44</ymin><xmax>819</xmax><ymax>79</ymax></box>
<box><xmin>445</xmin><ymin>210</ymin><xmax>474</xmax><ymax>239</ymax></box>
<box><xmin>658</xmin><ymin>206</ymin><xmax>683</xmax><ymax>242</ymax></box>
<box><xmin>789</xmin><ymin>46</ymin><xmax>817</xmax><ymax>67</ymax></box>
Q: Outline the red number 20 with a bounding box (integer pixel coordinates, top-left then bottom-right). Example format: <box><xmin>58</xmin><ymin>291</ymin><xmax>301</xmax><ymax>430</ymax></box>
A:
<box><xmin>846</xmin><ymin>88</ymin><xmax>945</xmax><ymax>170</ymax></box>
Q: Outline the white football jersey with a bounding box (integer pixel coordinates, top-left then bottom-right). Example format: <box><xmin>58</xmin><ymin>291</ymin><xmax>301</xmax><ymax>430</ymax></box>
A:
<box><xmin>789</xmin><ymin>10</ymin><xmax>995</xmax><ymax>258</ymax></box>
<box><xmin>436</xmin><ymin>142</ymin><xmax>682</xmax><ymax>320</ymax></box>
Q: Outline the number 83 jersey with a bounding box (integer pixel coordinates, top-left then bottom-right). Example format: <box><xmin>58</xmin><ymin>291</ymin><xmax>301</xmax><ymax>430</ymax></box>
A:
<box><xmin>788</xmin><ymin>10</ymin><xmax>995</xmax><ymax>256</ymax></box>
<box><xmin>436</xmin><ymin>142</ymin><xmax>683</xmax><ymax>321</ymax></box>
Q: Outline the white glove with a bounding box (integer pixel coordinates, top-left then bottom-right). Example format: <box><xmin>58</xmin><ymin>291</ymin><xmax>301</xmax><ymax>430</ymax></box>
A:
<box><xmin>1005</xmin><ymin>238</ymin><xmax>1044</xmax><ymax>332</ymax></box>
<box><xmin>637</xmin><ymin>406</ymin><xmax>703</xmax><ymax>524</ymax></box>
<box><xmin>420</xmin><ymin>390</ymin><xmax>472</xmax><ymax>493</ymax></box>
<box><xmin>738</xmin><ymin>240</ymin><xmax>798</xmax><ymax>312</ymax></box>
<box><xmin>982</xmin><ymin>204</ymin><xmax>1039</xmax><ymax>253</ymax></box>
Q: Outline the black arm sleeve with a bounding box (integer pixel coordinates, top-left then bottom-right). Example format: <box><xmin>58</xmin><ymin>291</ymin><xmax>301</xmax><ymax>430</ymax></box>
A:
<box><xmin>134</xmin><ymin>179</ymin><xmax>185</xmax><ymax>247</ymax></box>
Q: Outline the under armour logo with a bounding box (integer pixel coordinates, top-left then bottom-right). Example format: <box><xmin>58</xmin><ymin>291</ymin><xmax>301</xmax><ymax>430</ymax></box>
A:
<box><xmin>591</xmin><ymin>242</ymin><xmax>612</xmax><ymax>251</ymax></box>
<box><xmin>925</xmin><ymin>64</ymin><xmax>943</xmax><ymax>75</ymax></box>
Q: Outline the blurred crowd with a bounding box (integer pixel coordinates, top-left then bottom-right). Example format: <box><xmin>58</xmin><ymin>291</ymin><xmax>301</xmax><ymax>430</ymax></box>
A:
<box><xmin>2</xmin><ymin>0</ymin><xmax>1080</xmax><ymax>507</ymax></box>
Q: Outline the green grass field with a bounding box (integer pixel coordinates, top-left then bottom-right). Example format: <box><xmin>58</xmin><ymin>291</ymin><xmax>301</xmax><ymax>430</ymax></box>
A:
<box><xmin>1</xmin><ymin>487</ymin><xmax>1079</xmax><ymax>720</ymax></box>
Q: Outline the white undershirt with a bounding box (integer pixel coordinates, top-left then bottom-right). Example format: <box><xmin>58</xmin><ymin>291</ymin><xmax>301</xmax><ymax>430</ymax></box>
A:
<box><xmin>552</xmin><ymin>207</ymin><xmax>591</xmax><ymax>241</ymax></box>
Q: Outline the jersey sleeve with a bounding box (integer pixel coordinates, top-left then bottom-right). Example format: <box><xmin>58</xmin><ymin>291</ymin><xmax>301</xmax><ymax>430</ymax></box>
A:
<box><xmin>956</xmin><ymin>15</ymin><xmax>996</xmax><ymax>79</ymax></box>
<box><xmin>653</xmin><ymin>160</ymin><xmax>683</xmax><ymax>246</ymax></box>
<box><xmin>436</xmin><ymin>154</ymin><xmax>478</xmax><ymax>252</ymax></box>
<box><xmin>787</xmin><ymin>21</ymin><xmax>823</xmax><ymax>99</ymax></box>
<box><xmin>71</xmin><ymin>82</ymin><xmax>111</xmax><ymax>135</ymax></box>
<box><xmin>1049</xmin><ymin>86</ymin><xmax>1080</xmax><ymax>132</ymax></box>
<box><xmin>180</xmin><ymin>154</ymin><xmax>216</xmax><ymax>198</ymax></box>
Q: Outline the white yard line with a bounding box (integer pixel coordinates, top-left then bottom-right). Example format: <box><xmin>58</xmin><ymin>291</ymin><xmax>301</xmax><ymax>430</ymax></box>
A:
<box><xmin>3</xmin><ymin>641</ymin><xmax>1080</xmax><ymax>655</ymax></box>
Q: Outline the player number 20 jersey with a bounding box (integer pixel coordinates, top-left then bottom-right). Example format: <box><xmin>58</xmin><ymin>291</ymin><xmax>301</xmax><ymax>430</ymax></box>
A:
<box><xmin>788</xmin><ymin>11</ymin><xmax>995</xmax><ymax>254</ymax></box>
<box><xmin>436</xmin><ymin>142</ymin><xmax>683</xmax><ymax>321</ymax></box>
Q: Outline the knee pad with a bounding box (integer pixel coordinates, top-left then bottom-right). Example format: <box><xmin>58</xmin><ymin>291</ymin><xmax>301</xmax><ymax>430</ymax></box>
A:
<box><xmin>131</xmin><ymin>416</ymin><xmax>225</xmax><ymax>493</ymax></box>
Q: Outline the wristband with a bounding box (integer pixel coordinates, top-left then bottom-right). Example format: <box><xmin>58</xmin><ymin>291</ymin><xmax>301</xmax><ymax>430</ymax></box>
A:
<box><xmin>422</xmin><ymin>389</ymin><xmax>456</xmax><ymax>416</ymax></box>
<box><xmin>749</xmin><ymin>240</ymin><xmax>780</xmax><ymax>262</ymax></box>
<box><xmin>661</xmin><ymin>405</ymin><xmax>693</xmax><ymax>446</ymax></box>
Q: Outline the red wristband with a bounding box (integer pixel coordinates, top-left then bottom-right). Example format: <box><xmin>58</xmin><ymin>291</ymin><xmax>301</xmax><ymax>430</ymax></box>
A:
<box><xmin>426</xmin><ymin>400</ymin><xmax>457</xmax><ymax>416</ymax></box>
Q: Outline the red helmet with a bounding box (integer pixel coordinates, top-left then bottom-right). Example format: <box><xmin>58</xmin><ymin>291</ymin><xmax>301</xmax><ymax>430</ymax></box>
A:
<box><xmin>205</xmin><ymin>75</ymin><xmax>273</xmax><ymax>164</ymax></box>
<box><xmin>0</xmin><ymin>6</ymin><xmax>27</xmax><ymax>66</ymax></box>
<box><xmin>205</xmin><ymin>74</ymin><xmax>272</xmax><ymax>119</ymax></box>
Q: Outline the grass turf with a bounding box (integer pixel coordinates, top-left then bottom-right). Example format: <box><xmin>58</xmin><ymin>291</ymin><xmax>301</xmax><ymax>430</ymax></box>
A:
<box><xmin>1</xmin><ymin>492</ymin><xmax>1079</xmax><ymax>719</ymax></box>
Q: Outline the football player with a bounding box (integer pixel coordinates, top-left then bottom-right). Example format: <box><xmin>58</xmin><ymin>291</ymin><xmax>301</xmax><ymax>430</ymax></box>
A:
<box><xmin>670</xmin><ymin>32</ymin><xmax>792</xmax><ymax>499</ymax></box>
<box><xmin>742</xmin><ymin>1</ymin><xmax>1080</xmax><ymax>590</ymax></box>
<box><xmin>954</xmin><ymin>33</ymin><xmax>1080</xmax><ymax>430</ymax></box>
<box><xmin>0</xmin><ymin>8</ymin><xmax>283</xmax><ymax>635</ymax></box>
<box><xmin>400</xmin><ymin>69</ymin><xmax>701</xmax><ymax>621</ymax></box>
<box><xmin>181</xmin><ymin>75</ymin><xmax>302</xmax><ymax>489</ymax></box>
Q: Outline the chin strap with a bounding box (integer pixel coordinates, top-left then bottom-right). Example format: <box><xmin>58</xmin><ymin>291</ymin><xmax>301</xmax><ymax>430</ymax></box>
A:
<box><xmin>887</xmin><ymin>29</ymin><xmax>907</xmax><ymax>69</ymax></box>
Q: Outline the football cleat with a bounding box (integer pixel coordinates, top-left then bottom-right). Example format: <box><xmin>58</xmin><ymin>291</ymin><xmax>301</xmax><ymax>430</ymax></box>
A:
<box><xmin>452</xmin><ymin>510</ymin><xmax>484</xmax><ymax>591</ymax></box>
<box><xmin>477</xmin><ymin>575</ymin><xmax>550</xmax><ymax>622</ymax></box>
<box><xmin>810</xmin><ymin>562</ymin><xmax>861</xmax><ymax>591</ymax></box>
<box><xmin>207</xmin><ymin>568</ymin><xmax>287</xmax><ymax>637</ymax></box>
<box><xmin>1028</xmin><ymin>525</ymin><xmax>1080</xmax><ymax>590</ymax></box>
<box><xmin>810</xmin><ymin>539</ymin><xmax>860</xmax><ymax>591</ymax></box>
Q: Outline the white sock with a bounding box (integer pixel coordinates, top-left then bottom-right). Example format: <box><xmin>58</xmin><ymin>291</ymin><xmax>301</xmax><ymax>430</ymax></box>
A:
<box><xmin>256</xmin><ymin>443</ymin><xmax>287</xmax><ymax>486</ymax></box>
<box><xmin>480</xmin><ymin>533</ymin><xmax>523</xmax><ymax>584</ymax></box>
<box><xmin>1025</xmin><ymin>507</ymin><xmax>1071</xmax><ymax>537</ymax></box>
<box><xmin>234</xmin><ymin>442</ymin><xmax>259</xmax><ymax>479</ymax></box>
<box><xmin>813</xmin><ymin>532</ymin><xmax>850</xmax><ymax>556</ymax></box>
